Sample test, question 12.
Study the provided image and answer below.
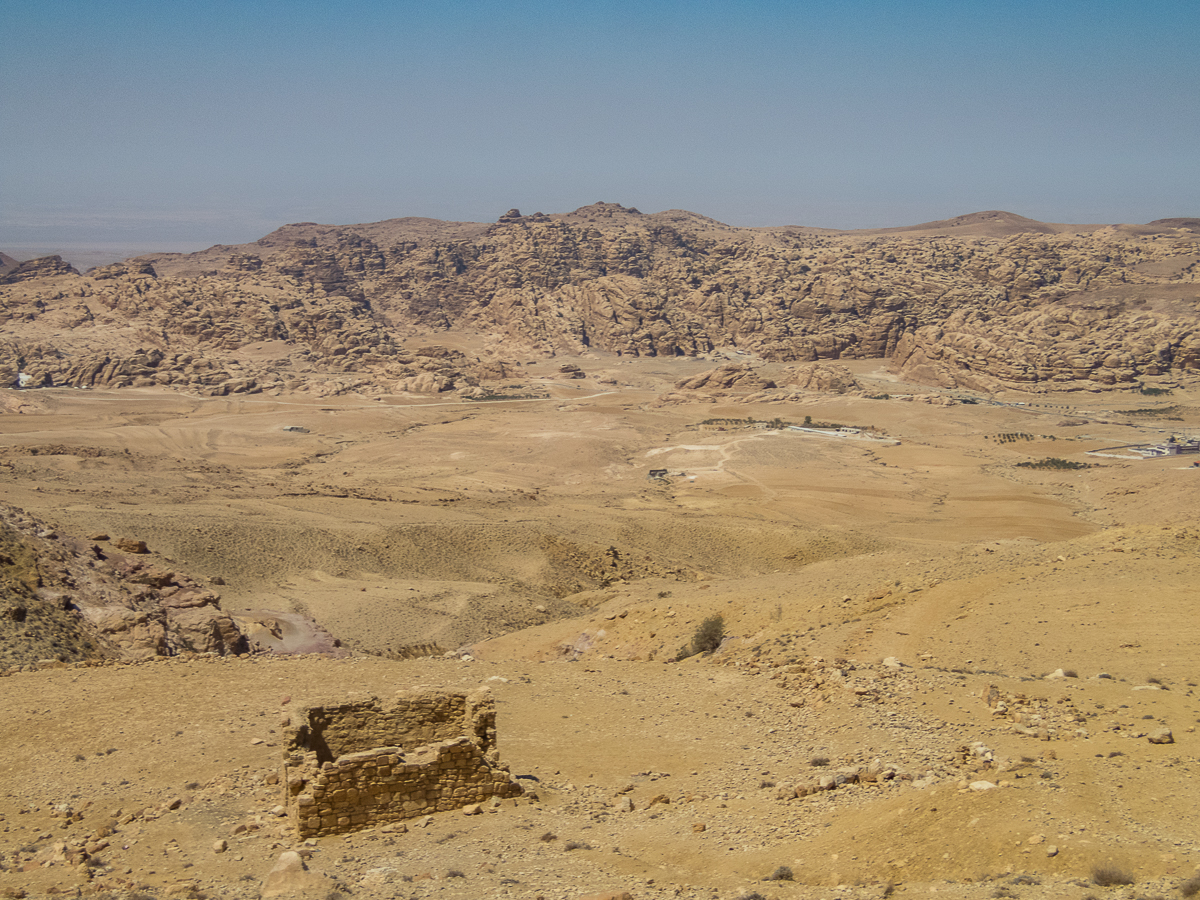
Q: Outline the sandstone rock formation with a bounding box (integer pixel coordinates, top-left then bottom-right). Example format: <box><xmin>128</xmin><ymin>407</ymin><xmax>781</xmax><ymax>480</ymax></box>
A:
<box><xmin>780</xmin><ymin>362</ymin><xmax>862</xmax><ymax>393</ymax></box>
<box><xmin>0</xmin><ymin>504</ymin><xmax>248</xmax><ymax>665</ymax></box>
<box><xmin>1</xmin><ymin>204</ymin><xmax>1197</xmax><ymax>393</ymax></box>
<box><xmin>0</xmin><ymin>254</ymin><xmax>79</xmax><ymax>284</ymax></box>
<box><xmin>675</xmin><ymin>363</ymin><xmax>776</xmax><ymax>392</ymax></box>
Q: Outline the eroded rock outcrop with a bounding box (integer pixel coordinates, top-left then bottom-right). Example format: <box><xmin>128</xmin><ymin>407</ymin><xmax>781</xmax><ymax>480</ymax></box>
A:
<box><xmin>675</xmin><ymin>363</ymin><xmax>776</xmax><ymax>392</ymax></box>
<box><xmin>1</xmin><ymin>206</ymin><xmax>1197</xmax><ymax>392</ymax></box>
<box><xmin>781</xmin><ymin>362</ymin><xmax>862</xmax><ymax>393</ymax></box>
<box><xmin>0</xmin><ymin>505</ymin><xmax>248</xmax><ymax>666</ymax></box>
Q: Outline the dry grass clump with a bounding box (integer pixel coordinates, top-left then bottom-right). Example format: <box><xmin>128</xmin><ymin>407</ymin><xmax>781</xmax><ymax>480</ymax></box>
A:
<box><xmin>1091</xmin><ymin>864</ymin><xmax>1135</xmax><ymax>886</ymax></box>
<box><xmin>676</xmin><ymin>614</ymin><xmax>725</xmax><ymax>660</ymax></box>
<box><xmin>1180</xmin><ymin>873</ymin><xmax>1200</xmax><ymax>898</ymax></box>
<box><xmin>764</xmin><ymin>865</ymin><xmax>794</xmax><ymax>882</ymax></box>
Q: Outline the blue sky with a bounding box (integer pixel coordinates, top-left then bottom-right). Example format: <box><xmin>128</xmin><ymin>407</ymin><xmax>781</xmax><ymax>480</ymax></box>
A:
<box><xmin>2</xmin><ymin>0</ymin><xmax>1198</xmax><ymax>247</ymax></box>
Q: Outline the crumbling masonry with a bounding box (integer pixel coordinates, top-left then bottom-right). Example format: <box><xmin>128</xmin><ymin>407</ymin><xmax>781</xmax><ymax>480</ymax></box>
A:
<box><xmin>282</xmin><ymin>688</ymin><xmax>523</xmax><ymax>837</ymax></box>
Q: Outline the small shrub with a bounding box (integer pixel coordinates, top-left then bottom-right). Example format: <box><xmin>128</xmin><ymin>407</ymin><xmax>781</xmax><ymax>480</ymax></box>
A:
<box><xmin>1064</xmin><ymin>669</ymin><xmax>1079</xmax><ymax>678</ymax></box>
<box><xmin>767</xmin><ymin>865</ymin><xmax>794</xmax><ymax>881</ymax></box>
<box><xmin>445</xmin><ymin>869</ymin><xmax>465</xmax><ymax>878</ymax></box>
<box><xmin>1092</xmin><ymin>864</ymin><xmax>1134</xmax><ymax>887</ymax></box>
<box><xmin>690</xmin><ymin>615</ymin><xmax>725</xmax><ymax>655</ymax></box>
<box><xmin>563</xmin><ymin>840</ymin><xmax>593</xmax><ymax>851</ymax></box>
<box><xmin>1010</xmin><ymin>874</ymin><xmax>1040</xmax><ymax>885</ymax></box>
<box><xmin>1180</xmin><ymin>873</ymin><xmax>1200</xmax><ymax>898</ymax></box>
<box><xmin>539</xmin><ymin>832</ymin><xmax>557</xmax><ymax>842</ymax></box>
<box><xmin>810</xmin><ymin>756</ymin><xmax>830</xmax><ymax>767</ymax></box>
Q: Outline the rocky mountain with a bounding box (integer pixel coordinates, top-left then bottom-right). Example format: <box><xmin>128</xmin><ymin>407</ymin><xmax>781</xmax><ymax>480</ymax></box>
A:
<box><xmin>1</xmin><ymin>203</ymin><xmax>1198</xmax><ymax>394</ymax></box>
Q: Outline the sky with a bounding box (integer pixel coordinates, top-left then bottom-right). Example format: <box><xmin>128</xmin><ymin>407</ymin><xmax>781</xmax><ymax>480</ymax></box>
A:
<box><xmin>2</xmin><ymin>0</ymin><xmax>1199</xmax><ymax>249</ymax></box>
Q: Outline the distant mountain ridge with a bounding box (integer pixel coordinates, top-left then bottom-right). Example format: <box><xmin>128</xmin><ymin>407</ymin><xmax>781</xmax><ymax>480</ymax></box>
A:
<box><xmin>0</xmin><ymin>203</ymin><xmax>1198</xmax><ymax>395</ymax></box>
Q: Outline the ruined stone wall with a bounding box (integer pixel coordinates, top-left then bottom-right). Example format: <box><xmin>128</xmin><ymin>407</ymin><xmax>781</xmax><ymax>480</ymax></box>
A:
<box><xmin>282</xmin><ymin>688</ymin><xmax>520</xmax><ymax>837</ymax></box>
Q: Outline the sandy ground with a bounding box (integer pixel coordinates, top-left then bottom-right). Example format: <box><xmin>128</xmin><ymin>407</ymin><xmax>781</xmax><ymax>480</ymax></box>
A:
<box><xmin>1</xmin><ymin>356</ymin><xmax>1199</xmax><ymax>899</ymax></box>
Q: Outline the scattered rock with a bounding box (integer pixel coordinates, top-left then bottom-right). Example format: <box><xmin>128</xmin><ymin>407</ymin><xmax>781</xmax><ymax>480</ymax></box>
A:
<box><xmin>1148</xmin><ymin>727</ymin><xmax>1174</xmax><ymax>744</ymax></box>
<box><xmin>260</xmin><ymin>850</ymin><xmax>336</xmax><ymax>898</ymax></box>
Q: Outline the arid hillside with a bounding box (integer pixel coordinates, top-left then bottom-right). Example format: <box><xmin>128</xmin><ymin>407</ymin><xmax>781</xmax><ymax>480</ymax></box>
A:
<box><xmin>1</xmin><ymin>205</ymin><xmax>1198</xmax><ymax>397</ymax></box>
<box><xmin>2</xmin><ymin>210</ymin><xmax>1200</xmax><ymax>900</ymax></box>
<box><xmin>1</xmin><ymin>370</ymin><xmax>1199</xmax><ymax>900</ymax></box>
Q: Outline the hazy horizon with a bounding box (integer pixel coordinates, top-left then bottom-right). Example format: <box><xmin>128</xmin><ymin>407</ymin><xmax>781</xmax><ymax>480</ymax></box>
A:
<box><xmin>3</xmin><ymin>0</ymin><xmax>1198</xmax><ymax>247</ymax></box>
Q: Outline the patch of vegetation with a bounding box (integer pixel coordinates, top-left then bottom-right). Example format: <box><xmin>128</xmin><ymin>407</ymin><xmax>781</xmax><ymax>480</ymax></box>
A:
<box><xmin>477</xmin><ymin>390</ymin><xmax>548</xmax><ymax>401</ymax></box>
<box><xmin>1016</xmin><ymin>457</ymin><xmax>1091</xmax><ymax>470</ymax></box>
<box><xmin>1115</xmin><ymin>404</ymin><xmax>1183</xmax><ymax>419</ymax></box>
<box><xmin>810</xmin><ymin>756</ymin><xmax>830</xmax><ymax>767</ymax></box>
<box><xmin>866</xmin><ymin>393</ymin><xmax>891</xmax><ymax>400</ymax></box>
<box><xmin>1138</xmin><ymin>386</ymin><xmax>1173</xmax><ymax>396</ymax></box>
<box><xmin>1091</xmin><ymin>865</ymin><xmax>1135</xmax><ymax>887</ymax></box>
<box><xmin>697</xmin><ymin>416</ymin><xmax>790</xmax><ymax>429</ymax></box>
<box><xmin>692</xmin><ymin>614</ymin><xmax>725</xmax><ymax>652</ymax></box>
<box><xmin>764</xmin><ymin>865</ymin><xmax>794</xmax><ymax>882</ymax></box>
<box><xmin>678</xmin><ymin>614</ymin><xmax>726</xmax><ymax>660</ymax></box>
<box><xmin>1180</xmin><ymin>873</ymin><xmax>1200</xmax><ymax>898</ymax></box>
<box><xmin>994</xmin><ymin>432</ymin><xmax>1036</xmax><ymax>443</ymax></box>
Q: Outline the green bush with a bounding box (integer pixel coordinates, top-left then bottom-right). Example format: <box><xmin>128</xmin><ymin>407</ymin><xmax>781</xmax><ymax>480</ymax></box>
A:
<box><xmin>1016</xmin><ymin>457</ymin><xmax>1090</xmax><ymax>470</ymax></box>
<box><xmin>691</xmin><ymin>614</ymin><xmax>725</xmax><ymax>654</ymax></box>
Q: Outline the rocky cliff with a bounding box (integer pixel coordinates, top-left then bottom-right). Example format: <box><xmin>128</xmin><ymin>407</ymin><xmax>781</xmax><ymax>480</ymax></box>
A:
<box><xmin>0</xmin><ymin>505</ymin><xmax>247</xmax><ymax>666</ymax></box>
<box><xmin>1</xmin><ymin>204</ymin><xmax>1197</xmax><ymax>393</ymax></box>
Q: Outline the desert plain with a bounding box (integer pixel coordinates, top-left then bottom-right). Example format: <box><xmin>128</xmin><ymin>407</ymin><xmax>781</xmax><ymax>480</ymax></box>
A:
<box><xmin>1</xmin><ymin>346</ymin><xmax>1199</xmax><ymax>900</ymax></box>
